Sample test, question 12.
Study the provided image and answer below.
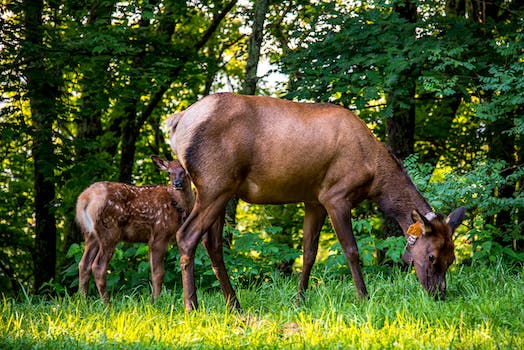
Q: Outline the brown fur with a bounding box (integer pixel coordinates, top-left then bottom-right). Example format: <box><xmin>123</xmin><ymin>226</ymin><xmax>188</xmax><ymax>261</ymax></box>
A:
<box><xmin>76</xmin><ymin>157</ymin><xmax>194</xmax><ymax>302</ymax></box>
<box><xmin>170</xmin><ymin>93</ymin><xmax>465</xmax><ymax>311</ymax></box>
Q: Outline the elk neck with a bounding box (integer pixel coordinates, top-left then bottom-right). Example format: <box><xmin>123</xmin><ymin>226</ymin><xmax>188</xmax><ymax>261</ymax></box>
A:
<box><xmin>372</xmin><ymin>152</ymin><xmax>433</xmax><ymax>234</ymax></box>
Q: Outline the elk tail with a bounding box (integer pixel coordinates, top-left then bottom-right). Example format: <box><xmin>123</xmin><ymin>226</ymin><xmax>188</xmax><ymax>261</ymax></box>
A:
<box><xmin>165</xmin><ymin>112</ymin><xmax>186</xmax><ymax>159</ymax></box>
<box><xmin>75</xmin><ymin>183</ymin><xmax>107</xmax><ymax>237</ymax></box>
<box><xmin>165</xmin><ymin>112</ymin><xmax>184</xmax><ymax>132</ymax></box>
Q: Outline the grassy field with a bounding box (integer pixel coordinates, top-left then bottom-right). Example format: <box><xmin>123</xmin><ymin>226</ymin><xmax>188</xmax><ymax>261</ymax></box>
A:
<box><xmin>1</xmin><ymin>263</ymin><xmax>523</xmax><ymax>349</ymax></box>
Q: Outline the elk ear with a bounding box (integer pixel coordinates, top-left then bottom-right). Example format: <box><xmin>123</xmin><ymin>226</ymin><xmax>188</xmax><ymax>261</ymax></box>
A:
<box><xmin>446</xmin><ymin>206</ymin><xmax>466</xmax><ymax>233</ymax></box>
<box><xmin>151</xmin><ymin>155</ymin><xmax>169</xmax><ymax>171</ymax></box>
<box><xmin>411</xmin><ymin>210</ymin><xmax>432</xmax><ymax>234</ymax></box>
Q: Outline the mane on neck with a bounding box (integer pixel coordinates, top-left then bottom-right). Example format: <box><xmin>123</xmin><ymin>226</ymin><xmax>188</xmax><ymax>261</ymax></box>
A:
<box><xmin>375</xmin><ymin>150</ymin><xmax>433</xmax><ymax>231</ymax></box>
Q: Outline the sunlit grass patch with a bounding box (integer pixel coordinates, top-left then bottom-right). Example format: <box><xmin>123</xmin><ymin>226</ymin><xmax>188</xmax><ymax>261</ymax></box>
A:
<box><xmin>1</xmin><ymin>264</ymin><xmax>522</xmax><ymax>349</ymax></box>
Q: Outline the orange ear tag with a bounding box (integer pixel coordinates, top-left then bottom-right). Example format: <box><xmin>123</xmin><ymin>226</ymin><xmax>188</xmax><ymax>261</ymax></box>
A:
<box><xmin>407</xmin><ymin>221</ymin><xmax>423</xmax><ymax>237</ymax></box>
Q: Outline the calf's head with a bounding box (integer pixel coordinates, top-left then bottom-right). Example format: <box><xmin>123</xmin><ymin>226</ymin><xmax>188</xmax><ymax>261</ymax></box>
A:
<box><xmin>402</xmin><ymin>207</ymin><xmax>466</xmax><ymax>300</ymax></box>
<box><xmin>151</xmin><ymin>155</ymin><xmax>187</xmax><ymax>190</ymax></box>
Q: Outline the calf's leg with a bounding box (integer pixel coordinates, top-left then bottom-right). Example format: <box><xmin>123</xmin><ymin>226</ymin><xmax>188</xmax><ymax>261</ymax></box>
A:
<box><xmin>78</xmin><ymin>234</ymin><xmax>99</xmax><ymax>297</ymax></box>
<box><xmin>149</xmin><ymin>239</ymin><xmax>168</xmax><ymax>300</ymax></box>
<box><xmin>92</xmin><ymin>238</ymin><xmax>118</xmax><ymax>303</ymax></box>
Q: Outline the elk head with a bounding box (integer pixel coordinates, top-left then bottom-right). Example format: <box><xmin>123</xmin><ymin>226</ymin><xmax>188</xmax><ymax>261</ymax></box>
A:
<box><xmin>402</xmin><ymin>207</ymin><xmax>466</xmax><ymax>300</ymax></box>
<box><xmin>151</xmin><ymin>155</ymin><xmax>187</xmax><ymax>190</ymax></box>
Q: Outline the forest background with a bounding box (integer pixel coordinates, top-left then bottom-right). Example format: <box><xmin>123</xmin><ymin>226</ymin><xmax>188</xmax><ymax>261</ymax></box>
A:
<box><xmin>0</xmin><ymin>0</ymin><xmax>522</xmax><ymax>298</ymax></box>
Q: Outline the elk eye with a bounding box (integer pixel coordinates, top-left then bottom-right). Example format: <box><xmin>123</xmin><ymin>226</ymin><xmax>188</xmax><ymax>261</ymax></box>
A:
<box><xmin>429</xmin><ymin>254</ymin><xmax>435</xmax><ymax>263</ymax></box>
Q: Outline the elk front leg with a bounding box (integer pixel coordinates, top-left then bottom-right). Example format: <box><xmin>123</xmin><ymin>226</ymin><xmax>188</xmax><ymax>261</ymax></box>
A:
<box><xmin>324</xmin><ymin>200</ymin><xmax>368</xmax><ymax>299</ymax></box>
<box><xmin>297</xmin><ymin>203</ymin><xmax>326</xmax><ymax>302</ymax></box>
<box><xmin>202</xmin><ymin>214</ymin><xmax>241</xmax><ymax>311</ymax></box>
<box><xmin>149</xmin><ymin>240</ymin><xmax>168</xmax><ymax>300</ymax></box>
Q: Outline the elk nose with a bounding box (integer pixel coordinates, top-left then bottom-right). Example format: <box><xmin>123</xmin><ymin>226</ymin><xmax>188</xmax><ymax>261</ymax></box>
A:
<box><xmin>173</xmin><ymin>180</ymin><xmax>183</xmax><ymax>190</ymax></box>
<box><xmin>434</xmin><ymin>290</ymin><xmax>446</xmax><ymax>301</ymax></box>
<box><xmin>433</xmin><ymin>281</ymin><xmax>446</xmax><ymax>301</ymax></box>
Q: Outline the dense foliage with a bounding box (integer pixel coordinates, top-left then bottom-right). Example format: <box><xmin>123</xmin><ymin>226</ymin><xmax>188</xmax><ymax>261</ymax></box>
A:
<box><xmin>1</xmin><ymin>0</ymin><xmax>522</xmax><ymax>298</ymax></box>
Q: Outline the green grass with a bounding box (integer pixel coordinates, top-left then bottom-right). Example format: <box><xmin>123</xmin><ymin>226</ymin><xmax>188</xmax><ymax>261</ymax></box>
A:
<box><xmin>2</xmin><ymin>263</ymin><xmax>523</xmax><ymax>349</ymax></box>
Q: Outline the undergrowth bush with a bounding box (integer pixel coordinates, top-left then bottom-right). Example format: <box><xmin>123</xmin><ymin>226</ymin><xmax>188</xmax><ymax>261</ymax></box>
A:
<box><xmin>60</xmin><ymin>155</ymin><xmax>522</xmax><ymax>298</ymax></box>
<box><xmin>61</xmin><ymin>226</ymin><xmax>303</xmax><ymax>298</ymax></box>
<box><xmin>404</xmin><ymin>155</ymin><xmax>524</xmax><ymax>265</ymax></box>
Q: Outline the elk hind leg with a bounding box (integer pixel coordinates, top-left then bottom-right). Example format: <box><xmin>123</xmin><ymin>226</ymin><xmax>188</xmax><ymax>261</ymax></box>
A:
<box><xmin>202</xmin><ymin>213</ymin><xmax>241</xmax><ymax>311</ymax></box>
<box><xmin>297</xmin><ymin>203</ymin><xmax>326</xmax><ymax>302</ymax></box>
<box><xmin>79</xmin><ymin>233</ymin><xmax>99</xmax><ymax>297</ymax></box>
<box><xmin>176</xmin><ymin>192</ymin><xmax>233</xmax><ymax>312</ymax></box>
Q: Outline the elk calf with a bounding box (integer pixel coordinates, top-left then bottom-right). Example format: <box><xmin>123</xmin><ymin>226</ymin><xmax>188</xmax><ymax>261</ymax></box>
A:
<box><xmin>76</xmin><ymin>156</ymin><xmax>193</xmax><ymax>302</ymax></box>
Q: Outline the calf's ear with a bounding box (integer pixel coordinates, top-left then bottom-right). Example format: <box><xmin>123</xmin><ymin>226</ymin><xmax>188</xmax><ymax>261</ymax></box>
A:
<box><xmin>151</xmin><ymin>155</ymin><xmax>169</xmax><ymax>171</ymax></box>
<box><xmin>446</xmin><ymin>207</ymin><xmax>466</xmax><ymax>233</ymax></box>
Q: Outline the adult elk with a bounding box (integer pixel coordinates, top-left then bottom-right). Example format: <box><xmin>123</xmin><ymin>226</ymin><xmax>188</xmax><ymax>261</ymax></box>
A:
<box><xmin>169</xmin><ymin>93</ymin><xmax>466</xmax><ymax>312</ymax></box>
<box><xmin>76</xmin><ymin>156</ymin><xmax>193</xmax><ymax>302</ymax></box>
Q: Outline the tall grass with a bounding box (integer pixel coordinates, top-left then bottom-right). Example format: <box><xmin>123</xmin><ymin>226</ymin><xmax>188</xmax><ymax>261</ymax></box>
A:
<box><xmin>1</xmin><ymin>263</ymin><xmax>522</xmax><ymax>349</ymax></box>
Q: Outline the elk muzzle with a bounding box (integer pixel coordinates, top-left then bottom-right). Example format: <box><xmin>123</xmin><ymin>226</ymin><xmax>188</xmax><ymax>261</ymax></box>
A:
<box><xmin>403</xmin><ymin>244</ymin><xmax>447</xmax><ymax>300</ymax></box>
<box><xmin>173</xmin><ymin>179</ymin><xmax>184</xmax><ymax>190</ymax></box>
<box><xmin>414</xmin><ymin>264</ymin><xmax>447</xmax><ymax>300</ymax></box>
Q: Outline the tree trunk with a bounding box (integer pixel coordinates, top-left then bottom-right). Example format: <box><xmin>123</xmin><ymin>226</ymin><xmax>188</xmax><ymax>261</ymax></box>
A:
<box><xmin>223</xmin><ymin>0</ymin><xmax>269</xmax><ymax>246</ymax></box>
<box><xmin>64</xmin><ymin>2</ymin><xmax>115</xmax><ymax>250</ymax></box>
<box><xmin>386</xmin><ymin>100</ymin><xmax>415</xmax><ymax>160</ymax></box>
<box><xmin>387</xmin><ymin>0</ymin><xmax>417</xmax><ymax>160</ymax></box>
<box><xmin>487</xmin><ymin>117</ymin><xmax>516</xmax><ymax>235</ymax></box>
<box><xmin>116</xmin><ymin>1</ymin><xmax>238</xmax><ymax>183</ymax></box>
<box><xmin>241</xmin><ymin>0</ymin><xmax>269</xmax><ymax>95</ymax></box>
<box><xmin>476</xmin><ymin>1</ymin><xmax>520</xmax><ymax>242</ymax></box>
<box><xmin>23</xmin><ymin>0</ymin><xmax>59</xmax><ymax>293</ymax></box>
<box><xmin>119</xmin><ymin>103</ymin><xmax>139</xmax><ymax>183</ymax></box>
<box><xmin>381</xmin><ymin>0</ymin><xmax>418</xmax><ymax>260</ymax></box>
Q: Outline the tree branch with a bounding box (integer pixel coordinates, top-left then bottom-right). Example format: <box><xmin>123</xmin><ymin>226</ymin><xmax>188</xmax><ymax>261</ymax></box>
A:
<box><xmin>139</xmin><ymin>0</ymin><xmax>238</xmax><ymax>124</ymax></box>
<box><xmin>195</xmin><ymin>0</ymin><xmax>238</xmax><ymax>50</ymax></box>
